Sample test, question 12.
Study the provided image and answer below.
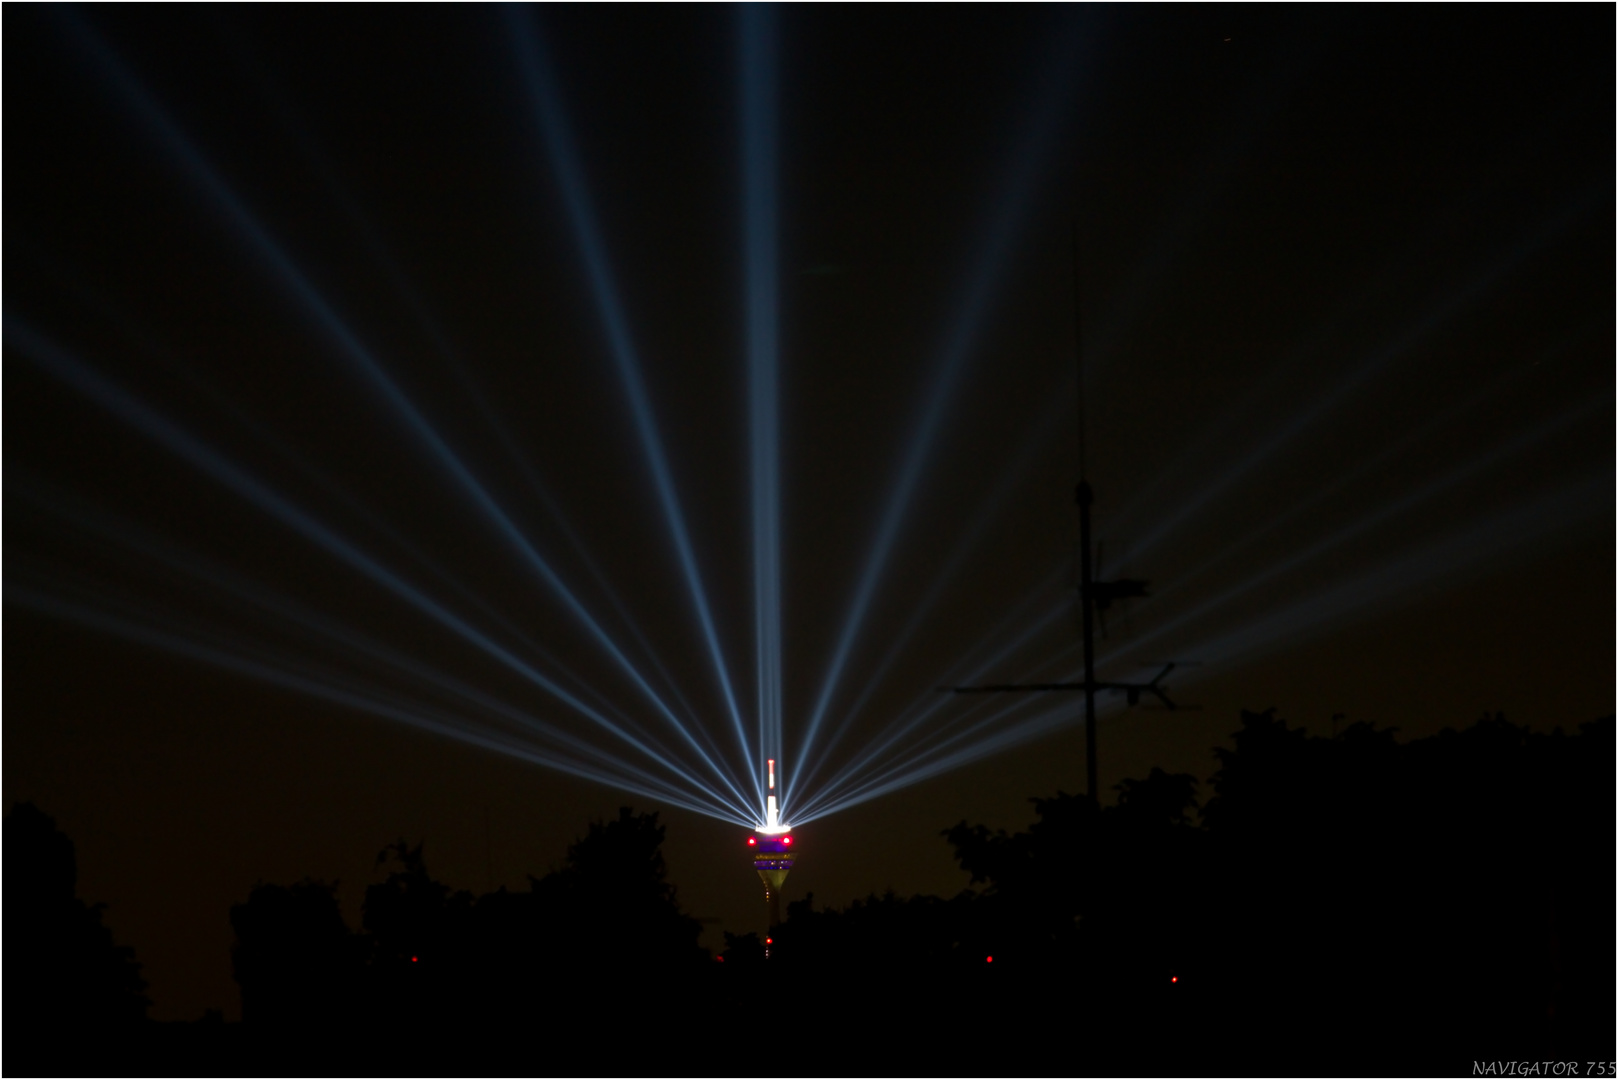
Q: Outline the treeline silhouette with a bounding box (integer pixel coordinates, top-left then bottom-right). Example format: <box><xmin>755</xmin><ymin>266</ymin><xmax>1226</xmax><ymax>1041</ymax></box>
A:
<box><xmin>231</xmin><ymin>809</ymin><xmax>710</xmax><ymax>1055</ymax></box>
<box><xmin>5</xmin><ymin>710</ymin><xmax>1612</xmax><ymax>1075</ymax></box>
<box><xmin>756</xmin><ymin>711</ymin><xmax>1615</xmax><ymax>1073</ymax></box>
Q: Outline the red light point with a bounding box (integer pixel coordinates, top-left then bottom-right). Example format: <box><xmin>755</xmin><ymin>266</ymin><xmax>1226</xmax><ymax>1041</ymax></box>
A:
<box><xmin>1171</xmin><ymin>976</ymin><xmax>1178</xmax><ymax>983</ymax></box>
<box><xmin>986</xmin><ymin>956</ymin><xmax>993</xmax><ymax>963</ymax></box>
<box><xmin>411</xmin><ymin>956</ymin><xmax>418</xmax><ymax>963</ymax></box>
<box><xmin>747</xmin><ymin>837</ymin><xmax>756</xmax><ymax>846</ymax></box>
<box><xmin>782</xmin><ymin>836</ymin><xmax>792</xmax><ymax>845</ymax></box>
<box><xmin>765</xmin><ymin>937</ymin><xmax>773</xmax><ymax>945</ymax></box>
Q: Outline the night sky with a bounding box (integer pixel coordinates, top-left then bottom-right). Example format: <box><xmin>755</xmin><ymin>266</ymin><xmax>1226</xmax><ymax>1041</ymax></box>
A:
<box><xmin>6</xmin><ymin>5</ymin><xmax>1612</xmax><ymax>1021</ymax></box>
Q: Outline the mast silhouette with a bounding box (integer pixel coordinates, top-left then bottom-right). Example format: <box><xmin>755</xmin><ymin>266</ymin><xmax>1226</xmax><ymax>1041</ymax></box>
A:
<box><xmin>1073</xmin><ymin>226</ymin><xmax>1099</xmax><ymax>800</ymax></box>
<box><xmin>945</xmin><ymin>226</ymin><xmax>1166</xmax><ymax>804</ymax></box>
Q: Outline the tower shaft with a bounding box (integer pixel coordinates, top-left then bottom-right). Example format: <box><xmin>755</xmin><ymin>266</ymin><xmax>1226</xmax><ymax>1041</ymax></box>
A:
<box><xmin>758</xmin><ymin>868</ymin><xmax>786</xmax><ymax>929</ymax></box>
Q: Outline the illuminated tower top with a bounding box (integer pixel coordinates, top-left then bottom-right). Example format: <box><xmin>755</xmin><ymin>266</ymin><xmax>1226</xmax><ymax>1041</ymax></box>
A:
<box><xmin>746</xmin><ymin>757</ymin><xmax>796</xmax><ymax>938</ymax></box>
<box><xmin>760</xmin><ymin>756</ymin><xmax>788</xmax><ymax>833</ymax></box>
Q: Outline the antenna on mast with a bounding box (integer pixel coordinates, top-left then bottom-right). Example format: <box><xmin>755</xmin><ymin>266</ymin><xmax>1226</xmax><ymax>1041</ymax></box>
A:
<box><xmin>1072</xmin><ymin>222</ymin><xmax>1088</xmax><ymax>485</ymax></box>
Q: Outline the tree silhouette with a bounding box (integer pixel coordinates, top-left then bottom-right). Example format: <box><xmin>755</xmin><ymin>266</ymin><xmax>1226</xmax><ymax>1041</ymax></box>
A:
<box><xmin>3</xmin><ymin>803</ymin><xmax>148</xmax><ymax>1069</ymax></box>
<box><xmin>943</xmin><ymin>765</ymin><xmax>1203</xmax><ymax>985</ymax></box>
<box><xmin>222</xmin><ymin>806</ymin><xmax>709</xmax><ymax>1068</ymax></box>
<box><xmin>363</xmin><ymin>840</ymin><xmax>470</xmax><ymax>973</ymax></box>
<box><xmin>539</xmin><ymin>806</ymin><xmax>705</xmax><ymax>973</ymax></box>
<box><xmin>925</xmin><ymin>710</ymin><xmax>1615</xmax><ymax>1069</ymax></box>
<box><xmin>1194</xmin><ymin>709</ymin><xmax>1614</xmax><ymax>1064</ymax></box>
<box><xmin>231</xmin><ymin>878</ymin><xmax>361</xmax><ymax>1030</ymax></box>
<box><xmin>197</xmin><ymin>717</ymin><xmax>1608</xmax><ymax>1074</ymax></box>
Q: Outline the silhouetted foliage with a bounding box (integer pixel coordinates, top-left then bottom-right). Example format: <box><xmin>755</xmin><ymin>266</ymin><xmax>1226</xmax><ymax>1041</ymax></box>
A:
<box><xmin>928</xmin><ymin>710</ymin><xmax>1613</xmax><ymax>1070</ymax></box>
<box><xmin>941</xmin><ymin>764</ymin><xmax>1204</xmax><ymax>997</ymax></box>
<box><xmin>1192</xmin><ymin>708</ymin><xmax>1615</xmax><ymax>1065</ymax></box>
<box><xmin>363</xmin><ymin>840</ymin><xmax>472</xmax><ymax>977</ymax></box>
<box><xmin>3</xmin><ymin>803</ymin><xmax>149</xmax><ymax>1071</ymax></box>
<box><xmin>222</xmin><ymin>807</ymin><xmax>708</xmax><ymax>1067</ymax></box>
<box><xmin>777</xmin><ymin>887</ymin><xmax>971</xmax><ymax>971</ymax></box>
<box><xmin>719</xmin><ymin>929</ymin><xmax>765</xmax><ymax>967</ymax></box>
<box><xmin>538</xmin><ymin>805</ymin><xmax>706</xmax><ymax>974</ymax></box>
<box><xmin>746</xmin><ymin>711</ymin><xmax>1614</xmax><ymax>1073</ymax></box>
<box><xmin>231</xmin><ymin>879</ymin><xmax>362</xmax><ymax>1030</ymax></box>
<box><xmin>106</xmin><ymin>711</ymin><xmax>1608</xmax><ymax>1074</ymax></box>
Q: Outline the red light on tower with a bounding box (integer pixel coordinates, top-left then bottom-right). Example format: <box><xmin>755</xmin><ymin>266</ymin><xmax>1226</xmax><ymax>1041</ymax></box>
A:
<box><xmin>747</xmin><ymin>837</ymin><xmax>756</xmax><ymax>846</ymax></box>
<box><xmin>782</xmin><ymin>835</ymin><xmax>792</xmax><ymax>845</ymax></box>
<box><xmin>986</xmin><ymin>955</ymin><xmax>994</xmax><ymax>963</ymax></box>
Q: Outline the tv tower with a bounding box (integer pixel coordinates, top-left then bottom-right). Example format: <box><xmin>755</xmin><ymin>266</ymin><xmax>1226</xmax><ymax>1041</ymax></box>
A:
<box><xmin>745</xmin><ymin>757</ymin><xmax>795</xmax><ymax>948</ymax></box>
